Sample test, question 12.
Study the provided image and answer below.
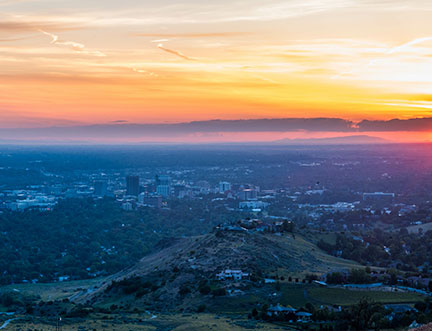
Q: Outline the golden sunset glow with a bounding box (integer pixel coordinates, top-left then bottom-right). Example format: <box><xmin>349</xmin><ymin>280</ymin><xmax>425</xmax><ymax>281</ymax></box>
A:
<box><xmin>1</xmin><ymin>0</ymin><xmax>432</xmax><ymax>141</ymax></box>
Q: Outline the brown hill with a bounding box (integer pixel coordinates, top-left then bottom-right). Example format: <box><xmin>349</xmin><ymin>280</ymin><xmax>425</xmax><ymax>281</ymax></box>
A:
<box><xmin>74</xmin><ymin>230</ymin><xmax>359</xmax><ymax>311</ymax></box>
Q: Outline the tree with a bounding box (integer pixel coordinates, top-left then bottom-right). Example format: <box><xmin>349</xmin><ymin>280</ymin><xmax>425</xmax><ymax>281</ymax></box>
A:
<box><xmin>349</xmin><ymin>298</ymin><xmax>384</xmax><ymax>330</ymax></box>
<box><xmin>327</xmin><ymin>272</ymin><xmax>344</xmax><ymax>284</ymax></box>
<box><xmin>252</xmin><ymin>308</ymin><xmax>259</xmax><ymax>318</ymax></box>
<box><xmin>199</xmin><ymin>284</ymin><xmax>211</xmax><ymax>295</ymax></box>
<box><xmin>179</xmin><ymin>285</ymin><xmax>191</xmax><ymax>296</ymax></box>
<box><xmin>349</xmin><ymin>268</ymin><xmax>371</xmax><ymax>284</ymax></box>
<box><xmin>305</xmin><ymin>302</ymin><xmax>315</xmax><ymax>313</ymax></box>
<box><xmin>197</xmin><ymin>304</ymin><xmax>206</xmax><ymax>313</ymax></box>
<box><xmin>388</xmin><ymin>269</ymin><xmax>398</xmax><ymax>285</ymax></box>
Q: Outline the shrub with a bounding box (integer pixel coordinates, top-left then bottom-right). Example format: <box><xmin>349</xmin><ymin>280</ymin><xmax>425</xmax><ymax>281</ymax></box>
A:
<box><xmin>179</xmin><ymin>285</ymin><xmax>191</xmax><ymax>296</ymax></box>
<box><xmin>199</xmin><ymin>285</ymin><xmax>211</xmax><ymax>295</ymax></box>
<box><xmin>211</xmin><ymin>288</ymin><xmax>226</xmax><ymax>296</ymax></box>
<box><xmin>197</xmin><ymin>304</ymin><xmax>206</xmax><ymax>313</ymax></box>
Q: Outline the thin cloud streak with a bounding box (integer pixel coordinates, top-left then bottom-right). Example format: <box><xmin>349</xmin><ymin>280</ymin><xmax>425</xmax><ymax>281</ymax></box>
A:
<box><xmin>0</xmin><ymin>36</ymin><xmax>31</xmax><ymax>42</ymax></box>
<box><xmin>151</xmin><ymin>39</ymin><xmax>169</xmax><ymax>43</ymax></box>
<box><xmin>39</xmin><ymin>30</ymin><xmax>106</xmax><ymax>57</ymax></box>
<box><xmin>332</xmin><ymin>36</ymin><xmax>432</xmax><ymax>81</ymax></box>
<box><xmin>137</xmin><ymin>32</ymin><xmax>251</xmax><ymax>38</ymax></box>
<box><xmin>0</xmin><ymin>20</ymin><xmax>76</xmax><ymax>33</ymax></box>
<box><xmin>387</xmin><ymin>36</ymin><xmax>432</xmax><ymax>54</ymax></box>
<box><xmin>157</xmin><ymin>43</ymin><xmax>196</xmax><ymax>61</ymax></box>
<box><xmin>131</xmin><ymin>67</ymin><xmax>158</xmax><ymax>77</ymax></box>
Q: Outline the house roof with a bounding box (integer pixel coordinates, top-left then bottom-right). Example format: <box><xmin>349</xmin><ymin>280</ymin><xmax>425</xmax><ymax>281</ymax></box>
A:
<box><xmin>296</xmin><ymin>312</ymin><xmax>313</xmax><ymax>317</ymax></box>
<box><xmin>268</xmin><ymin>304</ymin><xmax>296</xmax><ymax>312</ymax></box>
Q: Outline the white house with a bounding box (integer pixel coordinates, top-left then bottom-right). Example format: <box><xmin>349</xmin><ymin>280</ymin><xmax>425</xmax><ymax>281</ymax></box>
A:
<box><xmin>267</xmin><ymin>304</ymin><xmax>297</xmax><ymax>316</ymax></box>
<box><xmin>216</xmin><ymin>269</ymin><xmax>249</xmax><ymax>280</ymax></box>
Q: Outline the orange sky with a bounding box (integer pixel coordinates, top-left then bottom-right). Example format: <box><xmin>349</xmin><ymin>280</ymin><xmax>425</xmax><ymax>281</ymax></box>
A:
<box><xmin>1</xmin><ymin>0</ymin><xmax>432</xmax><ymax>141</ymax></box>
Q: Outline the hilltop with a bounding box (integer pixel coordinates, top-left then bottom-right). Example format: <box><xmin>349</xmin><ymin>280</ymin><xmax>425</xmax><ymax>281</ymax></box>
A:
<box><xmin>75</xmin><ymin>229</ymin><xmax>360</xmax><ymax>311</ymax></box>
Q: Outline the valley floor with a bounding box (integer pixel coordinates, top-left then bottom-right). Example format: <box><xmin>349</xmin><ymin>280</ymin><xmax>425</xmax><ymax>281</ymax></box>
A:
<box><xmin>4</xmin><ymin>313</ymin><xmax>290</xmax><ymax>331</ymax></box>
<box><xmin>0</xmin><ymin>278</ymin><xmax>426</xmax><ymax>330</ymax></box>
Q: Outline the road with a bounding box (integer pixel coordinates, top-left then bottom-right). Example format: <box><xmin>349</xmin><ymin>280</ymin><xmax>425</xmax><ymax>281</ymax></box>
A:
<box><xmin>0</xmin><ymin>318</ymin><xmax>17</xmax><ymax>329</ymax></box>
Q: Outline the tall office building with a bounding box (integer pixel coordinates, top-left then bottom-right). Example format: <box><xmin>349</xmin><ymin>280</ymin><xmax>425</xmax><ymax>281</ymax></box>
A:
<box><xmin>155</xmin><ymin>175</ymin><xmax>172</xmax><ymax>197</ymax></box>
<box><xmin>219</xmin><ymin>181</ymin><xmax>231</xmax><ymax>194</ymax></box>
<box><xmin>155</xmin><ymin>175</ymin><xmax>172</xmax><ymax>186</ymax></box>
<box><xmin>126</xmin><ymin>175</ymin><xmax>140</xmax><ymax>196</ymax></box>
<box><xmin>156</xmin><ymin>185</ymin><xmax>171</xmax><ymax>197</ymax></box>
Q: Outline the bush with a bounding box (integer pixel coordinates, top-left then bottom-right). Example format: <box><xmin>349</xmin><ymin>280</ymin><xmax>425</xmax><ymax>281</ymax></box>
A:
<box><xmin>211</xmin><ymin>288</ymin><xmax>226</xmax><ymax>296</ymax></box>
<box><xmin>252</xmin><ymin>308</ymin><xmax>258</xmax><ymax>318</ymax></box>
<box><xmin>197</xmin><ymin>304</ymin><xmax>206</xmax><ymax>313</ymax></box>
<box><xmin>179</xmin><ymin>285</ymin><xmax>191</xmax><ymax>296</ymax></box>
<box><xmin>199</xmin><ymin>285</ymin><xmax>211</xmax><ymax>295</ymax></box>
<box><xmin>66</xmin><ymin>306</ymin><xmax>92</xmax><ymax>318</ymax></box>
<box><xmin>107</xmin><ymin>277</ymin><xmax>153</xmax><ymax>295</ymax></box>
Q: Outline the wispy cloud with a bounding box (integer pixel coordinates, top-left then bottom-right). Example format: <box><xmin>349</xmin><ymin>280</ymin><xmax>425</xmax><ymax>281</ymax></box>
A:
<box><xmin>0</xmin><ymin>20</ymin><xmax>75</xmax><ymax>33</ymax></box>
<box><xmin>381</xmin><ymin>101</ymin><xmax>432</xmax><ymax>110</ymax></box>
<box><xmin>0</xmin><ymin>36</ymin><xmax>31</xmax><ymax>42</ymax></box>
<box><xmin>330</xmin><ymin>36</ymin><xmax>432</xmax><ymax>82</ymax></box>
<box><xmin>1</xmin><ymin>0</ymin><xmax>431</xmax><ymax>31</ymax></box>
<box><xmin>131</xmin><ymin>67</ymin><xmax>158</xmax><ymax>77</ymax></box>
<box><xmin>151</xmin><ymin>39</ymin><xmax>169</xmax><ymax>43</ymax></box>
<box><xmin>39</xmin><ymin>30</ymin><xmax>106</xmax><ymax>57</ymax></box>
<box><xmin>138</xmin><ymin>32</ymin><xmax>250</xmax><ymax>38</ymax></box>
<box><xmin>157</xmin><ymin>43</ymin><xmax>196</xmax><ymax>61</ymax></box>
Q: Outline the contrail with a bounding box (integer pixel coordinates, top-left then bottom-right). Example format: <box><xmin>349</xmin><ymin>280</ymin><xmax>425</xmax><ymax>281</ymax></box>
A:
<box><xmin>157</xmin><ymin>43</ymin><xmax>196</xmax><ymax>61</ymax></box>
<box><xmin>366</xmin><ymin>36</ymin><xmax>432</xmax><ymax>67</ymax></box>
<box><xmin>39</xmin><ymin>29</ymin><xmax>106</xmax><ymax>57</ymax></box>
<box><xmin>387</xmin><ymin>36</ymin><xmax>432</xmax><ymax>54</ymax></box>
<box><xmin>40</xmin><ymin>29</ymin><xmax>161</xmax><ymax>78</ymax></box>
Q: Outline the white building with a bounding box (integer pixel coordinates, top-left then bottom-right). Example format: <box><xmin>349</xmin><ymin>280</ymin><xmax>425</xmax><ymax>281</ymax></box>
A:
<box><xmin>6</xmin><ymin>195</ymin><xmax>57</xmax><ymax>211</ymax></box>
<box><xmin>216</xmin><ymin>269</ymin><xmax>249</xmax><ymax>280</ymax></box>
<box><xmin>239</xmin><ymin>201</ymin><xmax>269</xmax><ymax>209</ymax></box>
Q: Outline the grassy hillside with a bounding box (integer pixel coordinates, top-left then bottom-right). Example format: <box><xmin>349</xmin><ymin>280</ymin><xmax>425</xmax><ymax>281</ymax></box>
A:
<box><xmin>3</xmin><ymin>229</ymin><xmax>424</xmax><ymax>329</ymax></box>
<box><xmin>73</xmin><ymin>230</ymin><xmax>360</xmax><ymax>310</ymax></box>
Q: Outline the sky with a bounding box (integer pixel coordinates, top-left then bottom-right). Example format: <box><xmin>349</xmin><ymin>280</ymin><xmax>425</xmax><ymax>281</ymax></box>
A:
<box><xmin>1</xmin><ymin>0</ymin><xmax>432</xmax><ymax>142</ymax></box>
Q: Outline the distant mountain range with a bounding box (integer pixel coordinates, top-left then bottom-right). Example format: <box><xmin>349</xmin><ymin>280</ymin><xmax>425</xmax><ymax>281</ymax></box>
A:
<box><xmin>273</xmin><ymin>135</ymin><xmax>390</xmax><ymax>145</ymax></box>
<box><xmin>0</xmin><ymin>135</ymin><xmax>390</xmax><ymax>145</ymax></box>
<box><xmin>0</xmin><ymin>116</ymin><xmax>431</xmax><ymax>143</ymax></box>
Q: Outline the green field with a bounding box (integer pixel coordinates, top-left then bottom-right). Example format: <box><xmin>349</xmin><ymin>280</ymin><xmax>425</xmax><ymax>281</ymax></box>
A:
<box><xmin>308</xmin><ymin>287</ymin><xmax>424</xmax><ymax>306</ymax></box>
<box><xmin>279</xmin><ymin>284</ymin><xmax>310</xmax><ymax>308</ymax></box>
<box><xmin>0</xmin><ymin>278</ymin><xmax>104</xmax><ymax>302</ymax></box>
